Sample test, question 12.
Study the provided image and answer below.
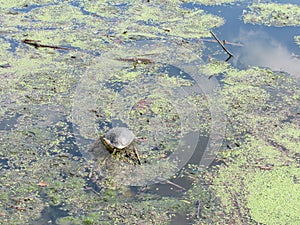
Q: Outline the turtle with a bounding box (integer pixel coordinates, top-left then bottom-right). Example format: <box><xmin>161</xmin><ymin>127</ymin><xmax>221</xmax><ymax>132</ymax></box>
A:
<box><xmin>101</xmin><ymin>127</ymin><xmax>141</xmax><ymax>164</ymax></box>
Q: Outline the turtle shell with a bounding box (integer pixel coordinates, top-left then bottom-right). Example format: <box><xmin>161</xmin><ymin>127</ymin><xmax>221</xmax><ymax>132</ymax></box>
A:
<box><xmin>102</xmin><ymin>127</ymin><xmax>135</xmax><ymax>150</ymax></box>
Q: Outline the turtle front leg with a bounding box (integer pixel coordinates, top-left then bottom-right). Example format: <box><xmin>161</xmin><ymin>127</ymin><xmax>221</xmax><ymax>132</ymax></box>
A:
<box><xmin>112</xmin><ymin>148</ymin><xmax>117</xmax><ymax>155</ymax></box>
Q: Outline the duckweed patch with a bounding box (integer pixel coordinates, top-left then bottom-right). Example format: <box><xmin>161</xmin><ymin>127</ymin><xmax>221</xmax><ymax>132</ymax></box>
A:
<box><xmin>207</xmin><ymin>135</ymin><xmax>300</xmax><ymax>224</ymax></box>
<box><xmin>199</xmin><ymin>61</ymin><xmax>300</xmax><ymax>224</ymax></box>
<box><xmin>80</xmin><ymin>0</ymin><xmax>127</xmax><ymax>18</ymax></box>
<box><xmin>0</xmin><ymin>0</ymin><xmax>55</xmax><ymax>9</ymax></box>
<box><xmin>109</xmin><ymin>3</ymin><xmax>224</xmax><ymax>39</ymax></box>
<box><xmin>219</xmin><ymin>66</ymin><xmax>299</xmax><ymax>144</ymax></box>
<box><xmin>31</xmin><ymin>4</ymin><xmax>86</xmax><ymax>23</ymax></box>
<box><xmin>182</xmin><ymin>0</ymin><xmax>236</xmax><ymax>6</ymax></box>
<box><xmin>1</xmin><ymin>0</ymin><xmax>299</xmax><ymax>224</ymax></box>
<box><xmin>247</xmin><ymin>166</ymin><xmax>300</xmax><ymax>225</ymax></box>
<box><xmin>56</xmin><ymin>195</ymin><xmax>189</xmax><ymax>225</ymax></box>
<box><xmin>1</xmin><ymin>0</ymin><xmax>223</xmax><ymax>223</ymax></box>
<box><xmin>243</xmin><ymin>3</ymin><xmax>300</xmax><ymax>27</ymax></box>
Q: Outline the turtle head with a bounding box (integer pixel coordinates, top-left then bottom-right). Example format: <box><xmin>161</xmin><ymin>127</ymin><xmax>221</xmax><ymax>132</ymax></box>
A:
<box><xmin>101</xmin><ymin>136</ymin><xmax>115</xmax><ymax>152</ymax></box>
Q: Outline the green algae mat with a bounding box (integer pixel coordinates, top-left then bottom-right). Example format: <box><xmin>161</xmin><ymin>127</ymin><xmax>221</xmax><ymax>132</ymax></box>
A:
<box><xmin>0</xmin><ymin>0</ymin><xmax>299</xmax><ymax>224</ymax></box>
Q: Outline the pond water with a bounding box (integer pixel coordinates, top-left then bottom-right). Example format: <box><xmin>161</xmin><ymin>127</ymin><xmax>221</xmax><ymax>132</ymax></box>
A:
<box><xmin>0</xmin><ymin>0</ymin><xmax>299</xmax><ymax>224</ymax></box>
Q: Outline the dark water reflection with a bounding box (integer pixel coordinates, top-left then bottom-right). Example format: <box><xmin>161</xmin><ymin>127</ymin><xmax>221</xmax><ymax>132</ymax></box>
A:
<box><xmin>196</xmin><ymin>2</ymin><xmax>300</xmax><ymax>78</ymax></box>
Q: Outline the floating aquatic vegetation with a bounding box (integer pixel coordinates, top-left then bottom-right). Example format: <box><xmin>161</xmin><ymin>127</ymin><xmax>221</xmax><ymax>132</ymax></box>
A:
<box><xmin>0</xmin><ymin>125</ymin><xmax>91</xmax><ymax>224</ymax></box>
<box><xmin>181</xmin><ymin>0</ymin><xmax>236</xmax><ymax>6</ymax></box>
<box><xmin>28</xmin><ymin>4</ymin><xmax>87</xmax><ymax>24</ymax></box>
<box><xmin>1</xmin><ymin>0</ymin><xmax>299</xmax><ymax>224</ymax></box>
<box><xmin>0</xmin><ymin>0</ymin><xmax>56</xmax><ymax>9</ymax></box>
<box><xmin>198</xmin><ymin>61</ymin><xmax>300</xmax><ymax>224</ymax></box>
<box><xmin>96</xmin><ymin>2</ymin><xmax>225</xmax><ymax>40</ymax></box>
<box><xmin>0</xmin><ymin>9</ymin><xmax>93</xmax><ymax>223</ymax></box>
<box><xmin>0</xmin><ymin>168</ymin><xmax>45</xmax><ymax>224</ymax></box>
<box><xmin>243</xmin><ymin>3</ymin><xmax>300</xmax><ymax>27</ymax></box>
<box><xmin>208</xmin><ymin>135</ymin><xmax>300</xmax><ymax>224</ymax></box>
<box><xmin>200</xmin><ymin>60</ymin><xmax>230</xmax><ymax>77</ymax></box>
<box><xmin>56</xmin><ymin>193</ymin><xmax>190</xmax><ymax>225</ymax></box>
<box><xmin>70</xmin><ymin>39</ymin><xmax>222</xmax><ymax>188</ymax></box>
<box><xmin>247</xmin><ymin>165</ymin><xmax>300</xmax><ymax>224</ymax></box>
<box><xmin>0</xmin><ymin>0</ymin><xmax>225</xmax><ymax>52</ymax></box>
<box><xmin>0</xmin><ymin>38</ymin><xmax>10</xmax><ymax>52</ymax></box>
<box><xmin>129</xmin><ymin>5</ymin><xmax>224</xmax><ymax>38</ymax></box>
<box><xmin>0</xmin><ymin>5</ymin><xmax>112</xmax><ymax>53</ymax></box>
<box><xmin>0</xmin><ymin>8</ymin><xmax>29</xmax><ymax>30</ymax></box>
<box><xmin>219</xmin><ymin>66</ymin><xmax>299</xmax><ymax>143</ymax></box>
<box><xmin>0</xmin><ymin>49</ymin><xmax>81</xmax><ymax>116</ymax></box>
<box><xmin>80</xmin><ymin>0</ymin><xmax>129</xmax><ymax>19</ymax></box>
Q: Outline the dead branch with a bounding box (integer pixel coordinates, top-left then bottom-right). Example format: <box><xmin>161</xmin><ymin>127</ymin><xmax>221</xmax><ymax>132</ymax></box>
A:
<box><xmin>200</xmin><ymin>38</ymin><xmax>243</xmax><ymax>47</ymax></box>
<box><xmin>210</xmin><ymin>31</ymin><xmax>234</xmax><ymax>60</ymax></box>
<box><xmin>22</xmin><ymin>39</ymin><xmax>71</xmax><ymax>50</ymax></box>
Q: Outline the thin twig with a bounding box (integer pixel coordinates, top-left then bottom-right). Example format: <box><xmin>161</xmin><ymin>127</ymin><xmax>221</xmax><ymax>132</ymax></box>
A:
<box><xmin>22</xmin><ymin>39</ymin><xmax>71</xmax><ymax>50</ymax></box>
<box><xmin>115</xmin><ymin>57</ymin><xmax>154</xmax><ymax>64</ymax></box>
<box><xmin>133</xmin><ymin>145</ymin><xmax>142</xmax><ymax>165</ymax></box>
<box><xmin>200</xmin><ymin>38</ymin><xmax>243</xmax><ymax>47</ymax></box>
<box><xmin>166</xmin><ymin>180</ymin><xmax>186</xmax><ymax>190</ymax></box>
<box><xmin>210</xmin><ymin>31</ymin><xmax>234</xmax><ymax>59</ymax></box>
<box><xmin>196</xmin><ymin>200</ymin><xmax>202</xmax><ymax>219</ymax></box>
<box><xmin>155</xmin><ymin>177</ymin><xmax>186</xmax><ymax>190</ymax></box>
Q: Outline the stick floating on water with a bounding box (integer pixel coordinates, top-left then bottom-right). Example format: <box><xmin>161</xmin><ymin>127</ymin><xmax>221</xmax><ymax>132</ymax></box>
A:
<box><xmin>22</xmin><ymin>39</ymin><xmax>71</xmax><ymax>50</ymax></box>
<box><xmin>210</xmin><ymin>31</ymin><xmax>233</xmax><ymax>61</ymax></box>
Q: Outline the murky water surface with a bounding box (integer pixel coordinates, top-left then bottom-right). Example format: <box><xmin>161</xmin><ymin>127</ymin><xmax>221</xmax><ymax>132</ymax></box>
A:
<box><xmin>0</xmin><ymin>0</ymin><xmax>299</xmax><ymax>224</ymax></box>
